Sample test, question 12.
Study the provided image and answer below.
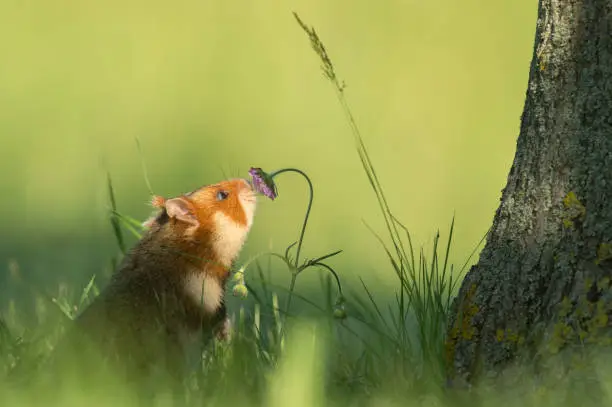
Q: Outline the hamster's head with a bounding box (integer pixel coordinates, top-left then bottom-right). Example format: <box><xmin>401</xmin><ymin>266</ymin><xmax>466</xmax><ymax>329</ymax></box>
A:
<box><xmin>159</xmin><ymin>178</ymin><xmax>257</xmax><ymax>267</ymax></box>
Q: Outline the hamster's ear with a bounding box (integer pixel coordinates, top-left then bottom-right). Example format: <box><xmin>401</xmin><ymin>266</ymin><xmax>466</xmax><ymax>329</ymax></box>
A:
<box><xmin>165</xmin><ymin>197</ymin><xmax>199</xmax><ymax>226</ymax></box>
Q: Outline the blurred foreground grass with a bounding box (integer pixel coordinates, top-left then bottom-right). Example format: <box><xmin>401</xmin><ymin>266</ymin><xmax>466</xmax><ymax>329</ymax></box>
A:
<box><xmin>2</xmin><ymin>206</ymin><xmax>612</xmax><ymax>407</ymax></box>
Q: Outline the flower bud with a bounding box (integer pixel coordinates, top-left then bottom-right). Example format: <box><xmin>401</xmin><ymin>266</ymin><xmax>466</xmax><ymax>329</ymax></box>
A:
<box><xmin>333</xmin><ymin>306</ymin><xmax>347</xmax><ymax>320</ymax></box>
<box><xmin>232</xmin><ymin>284</ymin><xmax>249</xmax><ymax>298</ymax></box>
<box><xmin>232</xmin><ymin>270</ymin><xmax>245</xmax><ymax>283</ymax></box>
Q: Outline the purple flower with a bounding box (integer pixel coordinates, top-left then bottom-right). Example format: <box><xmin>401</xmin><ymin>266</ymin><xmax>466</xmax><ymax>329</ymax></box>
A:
<box><xmin>249</xmin><ymin>167</ymin><xmax>278</xmax><ymax>200</ymax></box>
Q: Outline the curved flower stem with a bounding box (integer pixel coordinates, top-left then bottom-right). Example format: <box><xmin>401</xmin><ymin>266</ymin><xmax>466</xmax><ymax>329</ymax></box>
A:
<box><xmin>269</xmin><ymin>167</ymin><xmax>314</xmax><ymax>320</ymax></box>
<box><xmin>270</xmin><ymin>168</ymin><xmax>313</xmax><ymax>269</ymax></box>
<box><xmin>312</xmin><ymin>261</ymin><xmax>343</xmax><ymax>298</ymax></box>
<box><xmin>285</xmin><ymin>276</ymin><xmax>298</xmax><ymax>323</ymax></box>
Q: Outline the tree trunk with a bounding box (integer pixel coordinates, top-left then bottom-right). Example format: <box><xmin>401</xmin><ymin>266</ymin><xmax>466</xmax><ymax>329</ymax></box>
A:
<box><xmin>444</xmin><ymin>0</ymin><xmax>612</xmax><ymax>387</ymax></box>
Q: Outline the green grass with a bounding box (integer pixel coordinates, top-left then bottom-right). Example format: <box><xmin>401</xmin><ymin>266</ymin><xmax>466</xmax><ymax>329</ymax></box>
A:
<box><xmin>3</xmin><ymin>10</ymin><xmax>610</xmax><ymax>407</ymax></box>
<box><xmin>0</xmin><ymin>206</ymin><xmax>467</xmax><ymax>407</ymax></box>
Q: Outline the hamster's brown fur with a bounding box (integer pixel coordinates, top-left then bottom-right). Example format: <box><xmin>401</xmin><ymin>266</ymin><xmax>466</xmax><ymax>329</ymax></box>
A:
<box><xmin>53</xmin><ymin>178</ymin><xmax>257</xmax><ymax>385</ymax></box>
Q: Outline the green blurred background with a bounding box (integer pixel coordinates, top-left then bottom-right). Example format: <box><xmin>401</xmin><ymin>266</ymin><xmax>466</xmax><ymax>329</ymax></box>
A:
<box><xmin>0</xmin><ymin>0</ymin><xmax>536</xmax><ymax>314</ymax></box>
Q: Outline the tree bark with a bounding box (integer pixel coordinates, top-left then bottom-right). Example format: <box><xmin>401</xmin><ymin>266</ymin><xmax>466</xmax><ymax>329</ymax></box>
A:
<box><xmin>445</xmin><ymin>0</ymin><xmax>612</xmax><ymax>387</ymax></box>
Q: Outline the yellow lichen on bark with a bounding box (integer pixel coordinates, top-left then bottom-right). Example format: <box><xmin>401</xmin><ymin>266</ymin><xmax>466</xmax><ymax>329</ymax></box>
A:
<box><xmin>596</xmin><ymin>243</ymin><xmax>612</xmax><ymax>264</ymax></box>
<box><xmin>495</xmin><ymin>327</ymin><xmax>525</xmax><ymax>346</ymax></box>
<box><xmin>445</xmin><ymin>283</ymin><xmax>479</xmax><ymax>373</ymax></box>
<box><xmin>561</xmin><ymin>191</ymin><xmax>586</xmax><ymax>229</ymax></box>
<box><xmin>546</xmin><ymin>281</ymin><xmax>612</xmax><ymax>355</ymax></box>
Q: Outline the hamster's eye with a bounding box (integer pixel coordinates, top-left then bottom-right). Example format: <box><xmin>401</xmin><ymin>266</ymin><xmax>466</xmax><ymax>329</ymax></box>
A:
<box><xmin>216</xmin><ymin>190</ymin><xmax>229</xmax><ymax>201</ymax></box>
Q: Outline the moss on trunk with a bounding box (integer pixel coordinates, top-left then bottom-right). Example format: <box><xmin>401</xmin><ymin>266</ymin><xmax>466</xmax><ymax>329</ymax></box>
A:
<box><xmin>445</xmin><ymin>0</ymin><xmax>612</xmax><ymax>387</ymax></box>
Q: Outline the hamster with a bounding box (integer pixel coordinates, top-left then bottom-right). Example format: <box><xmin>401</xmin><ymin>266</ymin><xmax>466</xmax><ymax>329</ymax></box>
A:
<box><xmin>54</xmin><ymin>178</ymin><xmax>257</xmax><ymax>386</ymax></box>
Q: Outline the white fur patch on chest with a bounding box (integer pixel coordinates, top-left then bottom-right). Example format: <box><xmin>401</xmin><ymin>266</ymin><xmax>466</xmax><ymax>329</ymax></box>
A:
<box><xmin>212</xmin><ymin>211</ymin><xmax>249</xmax><ymax>267</ymax></box>
<box><xmin>183</xmin><ymin>272</ymin><xmax>224</xmax><ymax>315</ymax></box>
